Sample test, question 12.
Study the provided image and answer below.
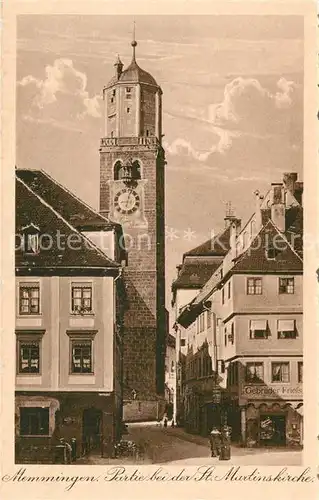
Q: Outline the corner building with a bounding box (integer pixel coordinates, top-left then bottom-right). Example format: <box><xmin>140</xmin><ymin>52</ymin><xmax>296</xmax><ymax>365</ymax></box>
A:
<box><xmin>99</xmin><ymin>39</ymin><xmax>166</xmax><ymax>420</ymax></box>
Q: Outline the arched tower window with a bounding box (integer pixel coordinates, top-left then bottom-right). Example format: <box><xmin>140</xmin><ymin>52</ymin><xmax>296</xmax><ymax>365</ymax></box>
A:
<box><xmin>114</xmin><ymin>161</ymin><xmax>123</xmax><ymax>180</ymax></box>
<box><xmin>131</xmin><ymin>160</ymin><xmax>141</xmax><ymax>180</ymax></box>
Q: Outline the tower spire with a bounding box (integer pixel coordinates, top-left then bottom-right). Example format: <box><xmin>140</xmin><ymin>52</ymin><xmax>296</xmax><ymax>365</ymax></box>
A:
<box><xmin>131</xmin><ymin>20</ymin><xmax>137</xmax><ymax>63</ymax></box>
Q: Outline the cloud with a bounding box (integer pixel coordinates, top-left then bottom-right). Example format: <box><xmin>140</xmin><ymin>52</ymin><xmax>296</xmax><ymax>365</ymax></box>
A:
<box><xmin>18</xmin><ymin>58</ymin><xmax>101</xmax><ymax>120</ymax></box>
<box><xmin>209</xmin><ymin>76</ymin><xmax>301</xmax><ymax>136</ymax></box>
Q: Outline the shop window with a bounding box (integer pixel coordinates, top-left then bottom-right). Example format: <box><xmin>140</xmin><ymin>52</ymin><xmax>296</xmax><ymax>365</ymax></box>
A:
<box><xmin>247</xmin><ymin>277</ymin><xmax>262</xmax><ymax>295</ymax></box>
<box><xmin>18</xmin><ymin>340</ymin><xmax>40</xmax><ymax>373</ymax></box>
<box><xmin>245</xmin><ymin>362</ymin><xmax>264</xmax><ymax>383</ymax></box>
<box><xmin>277</xmin><ymin>319</ymin><xmax>296</xmax><ymax>339</ymax></box>
<box><xmin>20</xmin><ymin>407</ymin><xmax>49</xmax><ymax>436</ymax></box>
<box><xmin>271</xmin><ymin>362</ymin><xmax>290</xmax><ymax>383</ymax></box>
<box><xmin>298</xmin><ymin>362</ymin><xmax>303</xmax><ymax>383</ymax></box>
<box><xmin>71</xmin><ymin>284</ymin><xmax>93</xmax><ymax>314</ymax></box>
<box><xmin>249</xmin><ymin>319</ymin><xmax>268</xmax><ymax>339</ymax></box>
<box><xmin>70</xmin><ymin>339</ymin><xmax>93</xmax><ymax>374</ymax></box>
<box><xmin>279</xmin><ymin>277</ymin><xmax>294</xmax><ymax>294</ymax></box>
<box><xmin>19</xmin><ymin>284</ymin><xmax>40</xmax><ymax>315</ymax></box>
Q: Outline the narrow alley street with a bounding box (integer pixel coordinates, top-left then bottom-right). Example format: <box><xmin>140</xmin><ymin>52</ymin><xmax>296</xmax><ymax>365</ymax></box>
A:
<box><xmin>77</xmin><ymin>422</ymin><xmax>302</xmax><ymax>466</ymax></box>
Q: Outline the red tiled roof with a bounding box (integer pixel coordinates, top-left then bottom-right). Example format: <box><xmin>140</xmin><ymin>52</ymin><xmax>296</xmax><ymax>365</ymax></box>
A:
<box><xmin>184</xmin><ymin>225</ymin><xmax>231</xmax><ymax>257</ymax></box>
<box><xmin>16</xmin><ymin>177</ymin><xmax>120</xmax><ymax>273</ymax></box>
<box><xmin>16</xmin><ymin>169</ymin><xmax>119</xmax><ymax>231</ymax></box>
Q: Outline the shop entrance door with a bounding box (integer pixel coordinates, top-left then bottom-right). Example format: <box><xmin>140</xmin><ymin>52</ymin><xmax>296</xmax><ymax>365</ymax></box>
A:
<box><xmin>259</xmin><ymin>414</ymin><xmax>286</xmax><ymax>446</ymax></box>
<box><xmin>82</xmin><ymin>408</ymin><xmax>103</xmax><ymax>455</ymax></box>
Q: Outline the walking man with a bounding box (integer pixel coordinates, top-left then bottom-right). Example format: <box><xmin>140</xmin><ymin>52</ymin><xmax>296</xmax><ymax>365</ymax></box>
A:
<box><xmin>209</xmin><ymin>426</ymin><xmax>221</xmax><ymax>457</ymax></box>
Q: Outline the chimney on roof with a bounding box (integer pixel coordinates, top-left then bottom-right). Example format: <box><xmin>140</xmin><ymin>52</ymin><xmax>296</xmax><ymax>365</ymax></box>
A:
<box><xmin>229</xmin><ymin>218</ymin><xmax>241</xmax><ymax>259</ymax></box>
<box><xmin>283</xmin><ymin>172</ymin><xmax>303</xmax><ymax>206</ymax></box>
<box><xmin>254</xmin><ymin>190</ymin><xmax>263</xmax><ymax>229</ymax></box>
<box><xmin>224</xmin><ymin>201</ymin><xmax>238</xmax><ymax>228</ymax></box>
<box><xmin>271</xmin><ymin>183</ymin><xmax>285</xmax><ymax>232</ymax></box>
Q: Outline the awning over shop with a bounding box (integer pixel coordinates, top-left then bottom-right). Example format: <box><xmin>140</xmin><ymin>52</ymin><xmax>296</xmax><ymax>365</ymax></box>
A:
<box><xmin>246</xmin><ymin>401</ymin><xmax>302</xmax><ymax>411</ymax></box>
<box><xmin>250</xmin><ymin>319</ymin><xmax>267</xmax><ymax>330</ymax></box>
<box><xmin>277</xmin><ymin>319</ymin><xmax>295</xmax><ymax>331</ymax></box>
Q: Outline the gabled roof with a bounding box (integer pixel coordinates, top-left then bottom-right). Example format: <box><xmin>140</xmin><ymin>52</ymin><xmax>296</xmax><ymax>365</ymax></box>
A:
<box><xmin>184</xmin><ymin>225</ymin><xmax>231</xmax><ymax>257</ymax></box>
<box><xmin>16</xmin><ymin>169</ymin><xmax>119</xmax><ymax>231</ymax></box>
<box><xmin>16</xmin><ymin>177</ymin><xmax>120</xmax><ymax>273</ymax></box>
<box><xmin>231</xmin><ymin>219</ymin><xmax>303</xmax><ymax>274</ymax></box>
<box><xmin>171</xmin><ymin>257</ymin><xmax>223</xmax><ymax>291</ymax></box>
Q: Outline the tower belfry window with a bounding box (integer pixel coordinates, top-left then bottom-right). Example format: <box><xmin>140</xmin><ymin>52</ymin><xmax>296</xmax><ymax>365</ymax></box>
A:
<box><xmin>125</xmin><ymin>87</ymin><xmax>132</xmax><ymax>99</ymax></box>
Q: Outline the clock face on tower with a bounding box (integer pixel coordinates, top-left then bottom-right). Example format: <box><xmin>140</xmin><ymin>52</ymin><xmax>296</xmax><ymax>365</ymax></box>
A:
<box><xmin>114</xmin><ymin>188</ymin><xmax>140</xmax><ymax>215</ymax></box>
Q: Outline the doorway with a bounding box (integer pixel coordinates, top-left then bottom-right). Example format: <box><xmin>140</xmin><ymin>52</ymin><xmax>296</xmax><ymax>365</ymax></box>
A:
<box><xmin>82</xmin><ymin>408</ymin><xmax>102</xmax><ymax>455</ymax></box>
<box><xmin>259</xmin><ymin>414</ymin><xmax>286</xmax><ymax>446</ymax></box>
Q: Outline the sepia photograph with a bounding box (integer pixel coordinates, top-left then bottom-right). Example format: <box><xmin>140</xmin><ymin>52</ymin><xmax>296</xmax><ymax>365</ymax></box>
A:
<box><xmin>3</xmin><ymin>4</ymin><xmax>315</xmax><ymax>483</ymax></box>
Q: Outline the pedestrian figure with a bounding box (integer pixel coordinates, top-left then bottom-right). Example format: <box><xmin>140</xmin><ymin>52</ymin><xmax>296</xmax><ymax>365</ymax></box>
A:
<box><xmin>171</xmin><ymin>420</ymin><xmax>175</xmax><ymax>428</ymax></box>
<box><xmin>209</xmin><ymin>426</ymin><xmax>221</xmax><ymax>457</ymax></box>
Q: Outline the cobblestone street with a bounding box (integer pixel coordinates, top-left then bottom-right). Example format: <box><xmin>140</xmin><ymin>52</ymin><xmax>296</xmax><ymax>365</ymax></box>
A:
<box><xmin>77</xmin><ymin>422</ymin><xmax>302</xmax><ymax>466</ymax></box>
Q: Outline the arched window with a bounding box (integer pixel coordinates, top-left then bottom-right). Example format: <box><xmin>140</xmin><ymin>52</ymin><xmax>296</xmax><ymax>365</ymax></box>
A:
<box><xmin>114</xmin><ymin>161</ymin><xmax>123</xmax><ymax>180</ymax></box>
<box><xmin>131</xmin><ymin>160</ymin><xmax>141</xmax><ymax>180</ymax></box>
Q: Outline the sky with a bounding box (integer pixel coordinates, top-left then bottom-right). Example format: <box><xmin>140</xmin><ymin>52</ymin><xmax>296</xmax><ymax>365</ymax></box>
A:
<box><xmin>16</xmin><ymin>15</ymin><xmax>304</xmax><ymax>316</ymax></box>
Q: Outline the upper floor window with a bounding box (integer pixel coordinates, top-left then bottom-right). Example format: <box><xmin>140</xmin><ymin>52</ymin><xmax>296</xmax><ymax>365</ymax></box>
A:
<box><xmin>247</xmin><ymin>277</ymin><xmax>262</xmax><ymax>295</ymax></box>
<box><xmin>20</xmin><ymin>407</ymin><xmax>49</xmax><ymax>436</ymax></box>
<box><xmin>249</xmin><ymin>319</ymin><xmax>268</xmax><ymax>339</ymax></box>
<box><xmin>298</xmin><ymin>362</ymin><xmax>303</xmax><ymax>383</ymax></box>
<box><xmin>180</xmin><ymin>338</ymin><xmax>186</xmax><ymax>347</ymax></box>
<box><xmin>277</xmin><ymin>319</ymin><xmax>296</xmax><ymax>339</ymax></box>
<box><xmin>279</xmin><ymin>277</ymin><xmax>294</xmax><ymax>294</ymax></box>
<box><xmin>221</xmin><ymin>288</ymin><xmax>225</xmax><ymax>304</ymax></box>
<box><xmin>71</xmin><ymin>339</ymin><xmax>93</xmax><ymax>374</ymax></box>
<box><xmin>206</xmin><ymin>311</ymin><xmax>211</xmax><ymax>329</ymax></box>
<box><xmin>18</xmin><ymin>340</ymin><xmax>40</xmax><ymax>373</ymax></box>
<box><xmin>197</xmin><ymin>312</ymin><xmax>205</xmax><ymax>333</ymax></box>
<box><xmin>114</xmin><ymin>159</ymin><xmax>141</xmax><ymax>181</ymax></box>
<box><xmin>171</xmin><ymin>361</ymin><xmax>175</xmax><ymax>373</ymax></box>
<box><xmin>228</xmin><ymin>322</ymin><xmax>235</xmax><ymax>344</ymax></box>
<box><xmin>228</xmin><ymin>281</ymin><xmax>231</xmax><ymax>299</ymax></box>
<box><xmin>245</xmin><ymin>362</ymin><xmax>264</xmax><ymax>383</ymax></box>
<box><xmin>19</xmin><ymin>284</ymin><xmax>40</xmax><ymax>315</ymax></box>
<box><xmin>271</xmin><ymin>362</ymin><xmax>290</xmax><ymax>383</ymax></box>
<box><xmin>71</xmin><ymin>284</ymin><xmax>92</xmax><ymax>314</ymax></box>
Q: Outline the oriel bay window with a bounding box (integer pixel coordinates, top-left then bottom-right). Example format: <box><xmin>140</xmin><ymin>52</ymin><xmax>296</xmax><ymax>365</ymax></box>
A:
<box><xmin>71</xmin><ymin>283</ymin><xmax>92</xmax><ymax>314</ymax></box>
<box><xmin>277</xmin><ymin>319</ymin><xmax>296</xmax><ymax>339</ymax></box>
<box><xmin>271</xmin><ymin>362</ymin><xmax>290</xmax><ymax>383</ymax></box>
<box><xmin>249</xmin><ymin>319</ymin><xmax>268</xmax><ymax>339</ymax></box>
<box><xmin>19</xmin><ymin>284</ymin><xmax>40</xmax><ymax>315</ymax></box>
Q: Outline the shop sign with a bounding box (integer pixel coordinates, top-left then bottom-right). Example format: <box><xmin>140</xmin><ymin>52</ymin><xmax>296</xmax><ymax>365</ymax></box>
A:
<box><xmin>242</xmin><ymin>385</ymin><xmax>302</xmax><ymax>399</ymax></box>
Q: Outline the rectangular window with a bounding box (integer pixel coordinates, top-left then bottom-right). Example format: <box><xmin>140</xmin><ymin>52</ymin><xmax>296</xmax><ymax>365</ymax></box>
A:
<box><xmin>249</xmin><ymin>319</ymin><xmax>268</xmax><ymax>339</ymax></box>
<box><xmin>277</xmin><ymin>319</ymin><xmax>296</xmax><ymax>339</ymax></box>
<box><xmin>222</xmin><ymin>288</ymin><xmax>225</xmax><ymax>304</ymax></box>
<box><xmin>245</xmin><ymin>362</ymin><xmax>264</xmax><ymax>383</ymax></box>
<box><xmin>229</xmin><ymin>322</ymin><xmax>234</xmax><ymax>344</ymax></box>
<box><xmin>247</xmin><ymin>278</ymin><xmax>262</xmax><ymax>295</ymax></box>
<box><xmin>71</xmin><ymin>340</ymin><xmax>93</xmax><ymax>373</ymax></box>
<box><xmin>20</xmin><ymin>407</ymin><xmax>49</xmax><ymax>436</ymax></box>
<box><xmin>298</xmin><ymin>362</ymin><xmax>303</xmax><ymax>383</ymax></box>
<box><xmin>271</xmin><ymin>362</ymin><xmax>290</xmax><ymax>383</ymax></box>
<box><xmin>25</xmin><ymin>233</ymin><xmax>39</xmax><ymax>254</ymax></box>
<box><xmin>180</xmin><ymin>338</ymin><xmax>186</xmax><ymax>347</ymax></box>
<box><xmin>228</xmin><ymin>281</ymin><xmax>231</xmax><ymax>299</ymax></box>
<box><xmin>200</xmin><ymin>312</ymin><xmax>205</xmax><ymax>332</ymax></box>
<box><xmin>71</xmin><ymin>285</ymin><xmax>92</xmax><ymax>314</ymax></box>
<box><xmin>224</xmin><ymin>327</ymin><xmax>227</xmax><ymax>346</ymax></box>
<box><xmin>19</xmin><ymin>285</ymin><xmax>40</xmax><ymax>315</ymax></box>
<box><xmin>126</xmin><ymin>87</ymin><xmax>131</xmax><ymax>93</ymax></box>
<box><xmin>279</xmin><ymin>277</ymin><xmax>294</xmax><ymax>294</ymax></box>
<box><xmin>18</xmin><ymin>341</ymin><xmax>40</xmax><ymax>373</ymax></box>
<box><xmin>126</xmin><ymin>107</ymin><xmax>130</xmax><ymax>113</ymax></box>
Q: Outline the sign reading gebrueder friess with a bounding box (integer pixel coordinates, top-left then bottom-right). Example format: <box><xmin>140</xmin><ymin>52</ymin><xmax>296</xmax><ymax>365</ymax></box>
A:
<box><xmin>241</xmin><ymin>385</ymin><xmax>302</xmax><ymax>399</ymax></box>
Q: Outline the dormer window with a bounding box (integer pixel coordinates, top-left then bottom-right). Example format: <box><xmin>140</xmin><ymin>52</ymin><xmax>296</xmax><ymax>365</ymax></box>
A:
<box><xmin>21</xmin><ymin>224</ymin><xmax>40</xmax><ymax>255</ymax></box>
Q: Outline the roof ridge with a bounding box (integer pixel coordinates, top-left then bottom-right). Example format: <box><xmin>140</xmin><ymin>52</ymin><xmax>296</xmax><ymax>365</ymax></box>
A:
<box><xmin>16</xmin><ymin>176</ymin><xmax>119</xmax><ymax>268</ymax></box>
<box><xmin>27</xmin><ymin>168</ymin><xmax>112</xmax><ymax>225</ymax></box>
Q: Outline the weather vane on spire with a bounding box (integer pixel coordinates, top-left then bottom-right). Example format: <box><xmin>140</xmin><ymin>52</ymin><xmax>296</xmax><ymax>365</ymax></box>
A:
<box><xmin>131</xmin><ymin>20</ymin><xmax>137</xmax><ymax>62</ymax></box>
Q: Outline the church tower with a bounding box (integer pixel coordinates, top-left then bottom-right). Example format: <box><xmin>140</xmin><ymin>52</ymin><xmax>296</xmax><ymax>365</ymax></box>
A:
<box><xmin>99</xmin><ymin>35</ymin><xmax>166</xmax><ymax>411</ymax></box>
